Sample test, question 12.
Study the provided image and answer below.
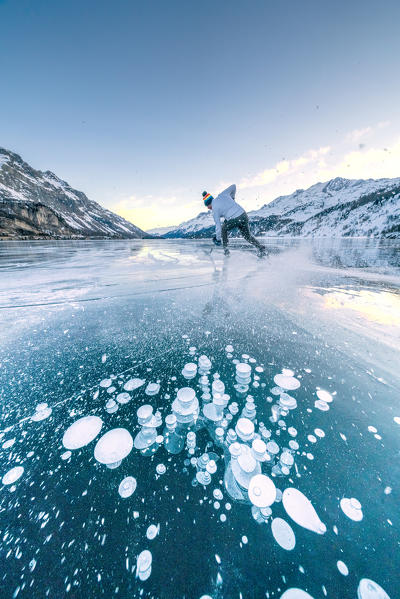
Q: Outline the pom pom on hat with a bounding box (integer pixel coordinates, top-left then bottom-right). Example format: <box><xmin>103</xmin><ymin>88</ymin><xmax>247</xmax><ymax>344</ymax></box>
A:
<box><xmin>202</xmin><ymin>191</ymin><xmax>213</xmax><ymax>206</ymax></box>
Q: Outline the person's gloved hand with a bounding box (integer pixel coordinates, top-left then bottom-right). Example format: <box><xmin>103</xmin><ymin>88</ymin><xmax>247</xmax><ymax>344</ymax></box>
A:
<box><xmin>212</xmin><ymin>235</ymin><xmax>221</xmax><ymax>246</ymax></box>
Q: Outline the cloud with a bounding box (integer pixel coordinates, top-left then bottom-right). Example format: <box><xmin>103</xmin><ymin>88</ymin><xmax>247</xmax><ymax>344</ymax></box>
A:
<box><xmin>345</xmin><ymin>127</ymin><xmax>372</xmax><ymax>143</ymax></box>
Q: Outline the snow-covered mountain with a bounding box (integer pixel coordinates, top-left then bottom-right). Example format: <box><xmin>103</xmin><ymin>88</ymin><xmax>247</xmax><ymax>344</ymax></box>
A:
<box><xmin>163</xmin><ymin>177</ymin><xmax>400</xmax><ymax>239</ymax></box>
<box><xmin>0</xmin><ymin>148</ymin><xmax>147</xmax><ymax>239</ymax></box>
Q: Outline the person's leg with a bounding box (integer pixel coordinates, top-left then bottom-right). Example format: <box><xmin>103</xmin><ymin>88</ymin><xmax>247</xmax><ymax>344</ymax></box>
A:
<box><xmin>237</xmin><ymin>213</ymin><xmax>266</xmax><ymax>251</ymax></box>
<box><xmin>221</xmin><ymin>220</ymin><xmax>229</xmax><ymax>247</ymax></box>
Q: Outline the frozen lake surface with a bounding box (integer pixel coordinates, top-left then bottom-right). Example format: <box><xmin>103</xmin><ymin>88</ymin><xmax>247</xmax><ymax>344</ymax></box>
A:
<box><xmin>0</xmin><ymin>238</ymin><xmax>399</xmax><ymax>599</ymax></box>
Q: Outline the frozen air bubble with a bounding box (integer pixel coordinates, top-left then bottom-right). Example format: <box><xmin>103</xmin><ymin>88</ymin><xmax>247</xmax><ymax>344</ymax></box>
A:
<box><xmin>220</xmin><ymin>514</ymin><xmax>226</xmax><ymax>522</ymax></box>
<box><xmin>61</xmin><ymin>451</ymin><xmax>71</xmax><ymax>460</ymax></box>
<box><xmin>136</xmin><ymin>550</ymin><xmax>152</xmax><ymax>581</ymax></box>
<box><xmin>316</xmin><ymin>389</ymin><xmax>333</xmax><ymax>403</ymax></box>
<box><xmin>314</xmin><ymin>428</ymin><xmax>325</xmax><ymax>438</ymax></box>
<box><xmin>266</xmin><ymin>441</ymin><xmax>279</xmax><ymax>455</ymax></box>
<box><xmin>307</xmin><ymin>435</ymin><xmax>317</xmax><ymax>444</ymax></box>
<box><xmin>282</xmin><ymin>488</ymin><xmax>326</xmax><ymax>534</ymax></box>
<box><xmin>273</xmin><ymin>374</ymin><xmax>300</xmax><ymax>391</ymax></box>
<box><xmin>271</xmin><ymin>517</ymin><xmax>296</xmax><ymax>551</ymax></box>
<box><xmin>123</xmin><ymin>378</ymin><xmax>145</xmax><ymax>392</ymax></box>
<box><xmin>279</xmin><ymin>394</ymin><xmax>297</xmax><ymax>410</ymax></box>
<box><xmin>340</xmin><ymin>497</ymin><xmax>363</xmax><ymax>521</ymax></box>
<box><xmin>118</xmin><ymin>476</ymin><xmax>137</xmax><ymax>498</ymax></box>
<box><xmin>236</xmin><ymin>363</ymin><xmax>251</xmax><ymax>376</ymax></box>
<box><xmin>100</xmin><ymin>379</ymin><xmax>112</xmax><ymax>388</ymax></box>
<box><xmin>31</xmin><ymin>404</ymin><xmax>52</xmax><ymax>421</ymax></box>
<box><xmin>235</xmin><ymin>417</ymin><xmax>254</xmax><ymax>441</ymax></box>
<box><xmin>225</xmin><ymin>345</ymin><xmax>234</xmax><ymax>353</ymax></box>
<box><xmin>63</xmin><ymin>416</ymin><xmax>103</xmax><ymax>450</ymax></box>
<box><xmin>2</xmin><ymin>466</ymin><xmax>24</xmax><ymax>486</ymax></box>
<box><xmin>248</xmin><ymin>474</ymin><xmax>276</xmax><ymax>507</ymax></box>
<box><xmin>288</xmin><ymin>427</ymin><xmax>297</xmax><ymax>437</ymax></box>
<box><xmin>213</xmin><ymin>489</ymin><xmax>223</xmax><ymax>500</ymax></box>
<box><xmin>156</xmin><ymin>464</ymin><xmax>166</xmax><ymax>475</ymax></box>
<box><xmin>337</xmin><ymin>560</ymin><xmax>349</xmax><ymax>576</ymax></box>
<box><xmin>280</xmin><ymin>590</ymin><xmax>314</xmax><ymax>599</ymax></box>
<box><xmin>241</xmin><ymin>535</ymin><xmax>248</xmax><ymax>544</ymax></box>
<box><xmin>145</xmin><ymin>383</ymin><xmax>160</xmax><ymax>396</ymax></box>
<box><xmin>146</xmin><ymin>524</ymin><xmax>160</xmax><ymax>540</ymax></box>
<box><xmin>94</xmin><ymin>428</ymin><xmax>133</xmax><ymax>466</ymax></box>
<box><xmin>2</xmin><ymin>438</ymin><xmax>15</xmax><ymax>449</ymax></box>
<box><xmin>357</xmin><ymin>579</ymin><xmax>390</xmax><ymax>599</ymax></box>
<box><xmin>116</xmin><ymin>392</ymin><xmax>131</xmax><ymax>404</ymax></box>
<box><xmin>282</xmin><ymin>369</ymin><xmax>295</xmax><ymax>377</ymax></box>
<box><xmin>368</xmin><ymin>426</ymin><xmax>377</xmax><ymax>433</ymax></box>
<box><xmin>255</xmin><ymin>366</ymin><xmax>264</xmax><ymax>373</ymax></box>
<box><xmin>394</xmin><ymin>417</ymin><xmax>400</xmax><ymax>425</ymax></box>
<box><xmin>314</xmin><ymin>400</ymin><xmax>329</xmax><ymax>412</ymax></box>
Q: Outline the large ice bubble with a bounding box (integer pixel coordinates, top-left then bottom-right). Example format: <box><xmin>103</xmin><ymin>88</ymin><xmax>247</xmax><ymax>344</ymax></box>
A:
<box><xmin>357</xmin><ymin>579</ymin><xmax>390</xmax><ymax>599</ymax></box>
<box><xmin>2</xmin><ymin>466</ymin><xmax>24</xmax><ymax>486</ymax></box>
<box><xmin>62</xmin><ymin>416</ymin><xmax>103</xmax><ymax>450</ymax></box>
<box><xmin>271</xmin><ymin>517</ymin><xmax>296</xmax><ymax>550</ymax></box>
<box><xmin>282</xmin><ymin>488</ymin><xmax>326</xmax><ymax>534</ymax></box>
<box><xmin>94</xmin><ymin>428</ymin><xmax>133</xmax><ymax>466</ymax></box>
<box><xmin>248</xmin><ymin>474</ymin><xmax>276</xmax><ymax>508</ymax></box>
<box><xmin>280</xmin><ymin>590</ymin><xmax>314</xmax><ymax>599</ymax></box>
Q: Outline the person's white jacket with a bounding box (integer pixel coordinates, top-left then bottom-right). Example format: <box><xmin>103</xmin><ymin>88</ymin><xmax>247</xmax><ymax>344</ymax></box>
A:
<box><xmin>212</xmin><ymin>184</ymin><xmax>244</xmax><ymax>241</ymax></box>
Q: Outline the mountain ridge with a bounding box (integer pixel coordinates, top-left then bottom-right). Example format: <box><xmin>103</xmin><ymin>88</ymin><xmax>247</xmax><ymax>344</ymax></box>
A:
<box><xmin>0</xmin><ymin>148</ymin><xmax>147</xmax><ymax>240</ymax></box>
<box><xmin>152</xmin><ymin>176</ymin><xmax>400</xmax><ymax>239</ymax></box>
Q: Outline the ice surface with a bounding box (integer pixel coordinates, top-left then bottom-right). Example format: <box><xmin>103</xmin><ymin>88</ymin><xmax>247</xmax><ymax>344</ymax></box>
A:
<box><xmin>1</xmin><ymin>238</ymin><xmax>399</xmax><ymax>599</ymax></box>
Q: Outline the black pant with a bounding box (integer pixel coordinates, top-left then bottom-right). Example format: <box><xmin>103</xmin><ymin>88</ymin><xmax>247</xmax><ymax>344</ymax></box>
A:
<box><xmin>221</xmin><ymin>212</ymin><xmax>265</xmax><ymax>251</ymax></box>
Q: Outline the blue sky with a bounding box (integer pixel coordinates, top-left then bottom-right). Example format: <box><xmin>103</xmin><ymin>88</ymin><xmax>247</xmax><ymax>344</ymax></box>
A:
<box><xmin>1</xmin><ymin>0</ymin><xmax>399</xmax><ymax>230</ymax></box>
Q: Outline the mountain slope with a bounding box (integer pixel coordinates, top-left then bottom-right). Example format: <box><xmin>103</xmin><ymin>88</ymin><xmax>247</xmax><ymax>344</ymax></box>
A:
<box><xmin>163</xmin><ymin>177</ymin><xmax>400</xmax><ymax>239</ymax></box>
<box><xmin>0</xmin><ymin>148</ymin><xmax>146</xmax><ymax>239</ymax></box>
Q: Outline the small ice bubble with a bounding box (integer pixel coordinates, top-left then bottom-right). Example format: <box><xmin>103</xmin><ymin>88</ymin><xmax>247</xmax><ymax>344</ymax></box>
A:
<box><xmin>146</xmin><ymin>524</ymin><xmax>160</xmax><ymax>540</ymax></box>
<box><xmin>213</xmin><ymin>488</ymin><xmax>223</xmax><ymax>500</ymax></box>
<box><xmin>61</xmin><ymin>451</ymin><xmax>71</xmax><ymax>461</ymax></box>
<box><xmin>337</xmin><ymin>560</ymin><xmax>349</xmax><ymax>576</ymax></box>
<box><xmin>136</xmin><ymin>550</ymin><xmax>152</xmax><ymax>581</ymax></box>
<box><xmin>2</xmin><ymin>466</ymin><xmax>24</xmax><ymax>486</ymax></box>
<box><xmin>282</xmin><ymin>369</ymin><xmax>295</xmax><ymax>377</ymax></box>
<box><xmin>368</xmin><ymin>426</ymin><xmax>377</xmax><ymax>433</ymax></box>
<box><xmin>273</xmin><ymin>374</ymin><xmax>300</xmax><ymax>391</ymax></box>
<box><xmin>116</xmin><ymin>392</ymin><xmax>131</xmax><ymax>404</ymax></box>
<box><xmin>29</xmin><ymin>558</ymin><xmax>36</xmax><ymax>572</ymax></box>
<box><xmin>100</xmin><ymin>378</ymin><xmax>112</xmax><ymax>388</ymax></box>
<box><xmin>220</xmin><ymin>514</ymin><xmax>227</xmax><ymax>522</ymax></box>
<box><xmin>271</xmin><ymin>518</ymin><xmax>296</xmax><ymax>551</ymax></box>
<box><xmin>288</xmin><ymin>427</ymin><xmax>297</xmax><ymax>437</ymax></box>
<box><xmin>241</xmin><ymin>536</ymin><xmax>248</xmax><ymax>544</ymax></box>
<box><xmin>124</xmin><ymin>378</ymin><xmax>145</xmax><ymax>392</ymax></box>
<box><xmin>215</xmin><ymin>554</ymin><xmax>221</xmax><ymax>564</ymax></box>
<box><xmin>156</xmin><ymin>464</ymin><xmax>166</xmax><ymax>475</ymax></box>
<box><xmin>118</xmin><ymin>476</ymin><xmax>137</xmax><ymax>498</ymax></box>
<box><xmin>2</xmin><ymin>438</ymin><xmax>15</xmax><ymax>449</ymax></box>
<box><xmin>340</xmin><ymin>497</ymin><xmax>363</xmax><ymax>521</ymax></box>
<box><xmin>225</xmin><ymin>345</ymin><xmax>234</xmax><ymax>353</ymax></box>
<box><xmin>101</xmin><ymin>354</ymin><xmax>107</xmax><ymax>363</ymax></box>
<box><xmin>384</xmin><ymin>486</ymin><xmax>392</xmax><ymax>495</ymax></box>
<box><xmin>316</xmin><ymin>389</ymin><xmax>333</xmax><ymax>403</ymax></box>
<box><xmin>314</xmin><ymin>428</ymin><xmax>325</xmax><ymax>438</ymax></box>
<box><xmin>394</xmin><ymin>416</ymin><xmax>400</xmax><ymax>425</ymax></box>
<box><xmin>314</xmin><ymin>400</ymin><xmax>329</xmax><ymax>412</ymax></box>
<box><xmin>307</xmin><ymin>435</ymin><xmax>317</xmax><ymax>444</ymax></box>
<box><xmin>145</xmin><ymin>382</ymin><xmax>160</xmax><ymax>396</ymax></box>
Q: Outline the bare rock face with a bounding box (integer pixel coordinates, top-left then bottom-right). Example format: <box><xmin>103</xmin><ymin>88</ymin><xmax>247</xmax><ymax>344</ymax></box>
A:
<box><xmin>0</xmin><ymin>148</ymin><xmax>146</xmax><ymax>239</ymax></box>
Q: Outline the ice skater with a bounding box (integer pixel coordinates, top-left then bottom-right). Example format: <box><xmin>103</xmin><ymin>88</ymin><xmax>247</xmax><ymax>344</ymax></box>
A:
<box><xmin>202</xmin><ymin>184</ymin><xmax>266</xmax><ymax>257</ymax></box>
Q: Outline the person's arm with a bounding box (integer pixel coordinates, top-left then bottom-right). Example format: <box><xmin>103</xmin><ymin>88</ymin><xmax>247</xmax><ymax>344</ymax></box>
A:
<box><xmin>223</xmin><ymin>184</ymin><xmax>236</xmax><ymax>199</ymax></box>
<box><xmin>213</xmin><ymin>206</ymin><xmax>222</xmax><ymax>241</ymax></box>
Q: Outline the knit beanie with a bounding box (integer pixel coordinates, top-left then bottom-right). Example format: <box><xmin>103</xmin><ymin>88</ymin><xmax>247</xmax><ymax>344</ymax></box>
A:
<box><xmin>202</xmin><ymin>191</ymin><xmax>213</xmax><ymax>206</ymax></box>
